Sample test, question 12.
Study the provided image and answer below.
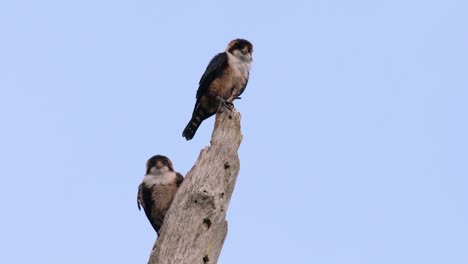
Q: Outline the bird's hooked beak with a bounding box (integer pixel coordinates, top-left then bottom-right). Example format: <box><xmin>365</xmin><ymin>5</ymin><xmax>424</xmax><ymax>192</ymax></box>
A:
<box><xmin>155</xmin><ymin>161</ymin><xmax>164</xmax><ymax>169</ymax></box>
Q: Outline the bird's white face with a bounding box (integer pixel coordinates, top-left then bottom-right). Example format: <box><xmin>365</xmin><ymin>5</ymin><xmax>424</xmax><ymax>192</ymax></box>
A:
<box><xmin>144</xmin><ymin>163</ymin><xmax>176</xmax><ymax>186</ymax></box>
<box><xmin>148</xmin><ymin>161</ymin><xmax>171</xmax><ymax>176</ymax></box>
<box><xmin>231</xmin><ymin>49</ymin><xmax>252</xmax><ymax>62</ymax></box>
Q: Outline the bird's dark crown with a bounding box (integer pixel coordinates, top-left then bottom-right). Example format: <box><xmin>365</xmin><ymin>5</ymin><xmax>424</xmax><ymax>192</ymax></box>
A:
<box><xmin>146</xmin><ymin>155</ymin><xmax>174</xmax><ymax>174</ymax></box>
<box><xmin>227</xmin><ymin>39</ymin><xmax>253</xmax><ymax>54</ymax></box>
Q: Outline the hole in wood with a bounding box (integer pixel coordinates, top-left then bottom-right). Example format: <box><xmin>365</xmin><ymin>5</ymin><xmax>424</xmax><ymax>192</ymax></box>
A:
<box><xmin>220</xmin><ymin>192</ymin><xmax>225</xmax><ymax>198</ymax></box>
<box><xmin>228</xmin><ymin>115</ymin><xmax>232</xmax><ymax>119</ymax></box>
<box><xmin>203</xmin><ymin>218</ymin><xmax>212</xmax><ymax>229</ymax></box>
<box><xmin>192</xmin><ymin>192</ymin><xmax>216</xmax><ymax>209</ymax></box>
<box><xmin>224</xmin><ymin>162</ymin><xmax>230</xmax><ymax>169</ymax></box>
<box><xmin>203</xmin><ymin>255</ymin><xmax>210</xmax><ymax>263</ymax></box>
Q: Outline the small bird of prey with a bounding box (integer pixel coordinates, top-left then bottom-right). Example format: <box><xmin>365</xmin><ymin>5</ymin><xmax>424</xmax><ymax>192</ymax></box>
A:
<box><xmin>137</xmin><ymin>155</ymin><xmax>184</xmax><ymax>235</ymax></box>
<box><xmin>182</xmin><ymin>38</ymin><xmax>253</xmax><ymax>140</ymax></box>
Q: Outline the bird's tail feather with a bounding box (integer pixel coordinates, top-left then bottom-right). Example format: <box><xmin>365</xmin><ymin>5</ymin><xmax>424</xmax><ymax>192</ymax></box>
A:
<box><xmin>182</xmin><ymin>113</ymin><xmax>204</xmax><ymax>140</ymax></box>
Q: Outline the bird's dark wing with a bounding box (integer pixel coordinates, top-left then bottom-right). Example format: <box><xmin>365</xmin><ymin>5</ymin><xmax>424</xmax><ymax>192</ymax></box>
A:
<box><xmin>138</xmin><ymin>184</ymin><xmax>153</xmax><ymax>217</ymax></box>
<box><xmin>138</xmin><ymin>183</ymin><xmax>161</xmax><ymax>233</ymax></box>
<box><xmin>196</xmin><ymin>52</ymin><xmax>228</xmax><ymax>100</ymax></box>
<box><xmin>175</xmin><ymin>172</ymin><xmax>184</xmax><ymax>187</ymax></box>
<box><xmin>137</xmin><ymin>183</ymin><xmax>143</xmax><ymax>211</ymax></box>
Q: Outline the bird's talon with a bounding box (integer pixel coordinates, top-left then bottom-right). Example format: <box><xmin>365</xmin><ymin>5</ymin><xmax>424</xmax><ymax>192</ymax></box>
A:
<box><xmin>216</xmin><ymin>97</ymin><xmax>234</xmax><ymax>112</ymax></box>
<box><xmin>222</xmin><ymin>101</ymin><xmax>234</xmax><ymax>112</ymax></box>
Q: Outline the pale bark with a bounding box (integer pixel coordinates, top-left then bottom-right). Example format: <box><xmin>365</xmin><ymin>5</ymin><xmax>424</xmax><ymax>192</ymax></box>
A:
<box><xmin>148</xmin><ymin>109</ymin><xmax>243</xmax><ymax>264</ymax></box>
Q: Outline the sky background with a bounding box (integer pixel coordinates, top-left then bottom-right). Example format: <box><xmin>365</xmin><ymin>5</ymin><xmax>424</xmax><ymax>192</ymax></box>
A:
<box><xmin>1</xmin><ymin>0</ymin><xmax>467</xmax><ymax>263</ymax></box>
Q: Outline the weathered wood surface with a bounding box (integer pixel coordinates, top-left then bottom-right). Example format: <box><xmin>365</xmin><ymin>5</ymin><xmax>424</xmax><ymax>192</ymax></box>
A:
<box><xmin>148</xmin><ymin>109</ymin><xmax>243</xmax><ymax>264</ymax></box>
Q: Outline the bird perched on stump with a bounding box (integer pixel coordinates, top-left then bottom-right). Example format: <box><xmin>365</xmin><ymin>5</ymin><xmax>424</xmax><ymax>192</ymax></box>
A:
<box><xmin>137</xmin><ymin>155</ymin><xmax>184</xmax><ymax>235</ymax></box>
<box><xmin>182</xmin><ymin>38</ymin><xmax>253</xmax><ymax>140</ymax></box>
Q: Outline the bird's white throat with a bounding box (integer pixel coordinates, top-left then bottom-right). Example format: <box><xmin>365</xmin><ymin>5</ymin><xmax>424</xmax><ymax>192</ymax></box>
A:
<box><xmin>228</xmin><ymin>52</ymin><xmax>251</xmax><ymax>77</ymax></box>
<box><xmin>143</xmin><ymin>171</ymin><xmax>177</xmax><ymax>186</ymax></box>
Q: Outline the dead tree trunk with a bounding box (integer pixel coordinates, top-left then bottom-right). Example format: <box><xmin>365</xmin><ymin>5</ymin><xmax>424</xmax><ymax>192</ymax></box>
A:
<box><xmin>148</xmin><ymin>109</ymin><xmax>243</xmax><ymax>264</ymax></box>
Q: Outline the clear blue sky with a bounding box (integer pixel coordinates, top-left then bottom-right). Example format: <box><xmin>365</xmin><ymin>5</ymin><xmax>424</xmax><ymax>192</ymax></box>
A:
<box><xmin>1</xmin><ymin>1</ymin><xmax>467</xmax><ymax>263</ymax></box>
